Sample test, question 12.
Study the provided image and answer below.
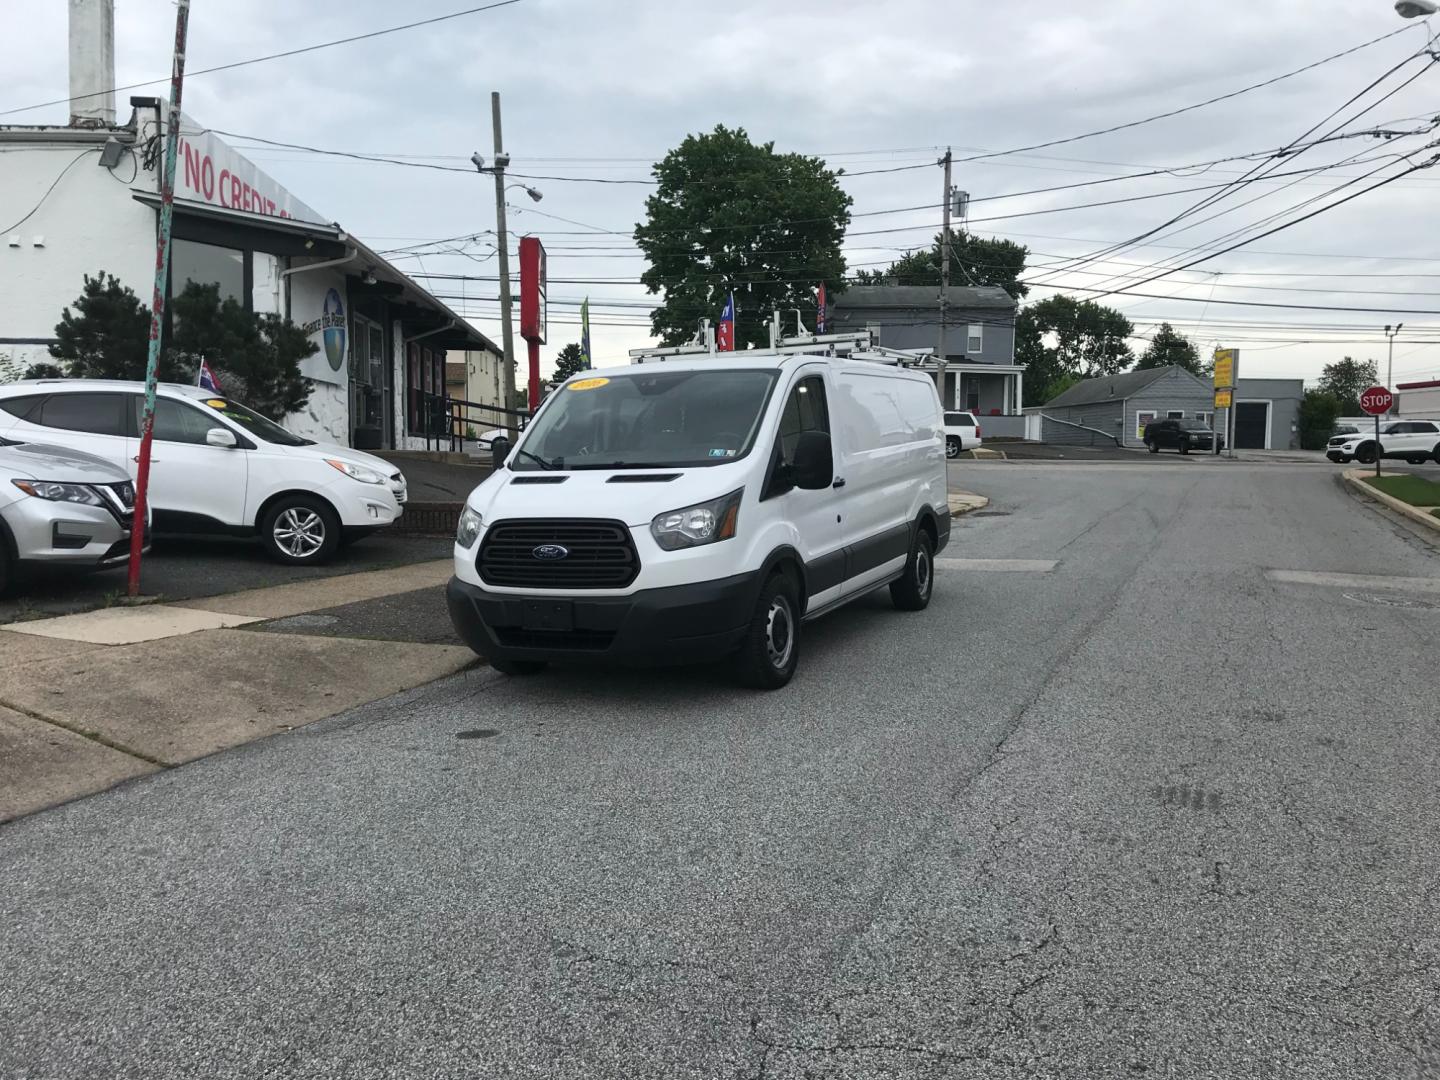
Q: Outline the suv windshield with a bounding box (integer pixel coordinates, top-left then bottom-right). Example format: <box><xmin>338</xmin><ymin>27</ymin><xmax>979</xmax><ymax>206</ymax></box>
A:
<box><xmin>513</xmin><ymin>369</ymin><xmax>778</xmax><ymax>470</ymax></box>
<box><xmin>1180</xmin><ymin>420</ymin><xmax>1212</xmax><ymax>431</ymax></box>
<box><xmin>196</xmin><ymin>397</ymin><xmax>312</xmax><ymax>446</ymax></box>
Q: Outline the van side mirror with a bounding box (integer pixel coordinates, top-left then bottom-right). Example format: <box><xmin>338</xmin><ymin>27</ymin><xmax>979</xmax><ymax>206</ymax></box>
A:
<box><xmin>205</xmin><ymin>427</ymin><xmax>237</xmax><ymax>449</ymax></box>
<box><xmin>490</xmin><ymin>435</ymin><xmax>510</xmax><ymax>470</ymax></box>
<box><xmin>791</xmin><ymin>430</ymin><xmax>833</xmax><ymax>490</ymax></box>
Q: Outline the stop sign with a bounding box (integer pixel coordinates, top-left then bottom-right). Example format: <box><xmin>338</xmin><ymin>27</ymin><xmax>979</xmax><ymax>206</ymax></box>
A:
<box><xmin>1359</xmin><ymin>386</ymin><xmax>1393</xmax><ymax>415</ymax></box>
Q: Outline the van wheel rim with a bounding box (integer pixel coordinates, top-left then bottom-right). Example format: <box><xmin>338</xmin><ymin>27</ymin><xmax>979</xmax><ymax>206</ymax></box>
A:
<box><xmin>916</xmin><ymin>546</ymin><xmax>931</xmax><ymax>596</ymax></box>
<box><xmin>274</xmin><ymin>508</ymin><xmax>325</xmax><ymax>557</ymax></box>
<box><xmin>765</xmin><ymin>597</ymin><xmax>794</xmax><ymax>670</ymax></box>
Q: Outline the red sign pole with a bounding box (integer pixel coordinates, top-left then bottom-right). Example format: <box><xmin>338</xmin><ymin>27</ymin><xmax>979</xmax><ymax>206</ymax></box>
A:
<box><xmin>1359</xmin><ymin>385</ymin><xmax>1393</xmax><ymax>480</ymax></box>
<box><xmin>128</xmin><ymin>0</ymin><xmax>191</xmax><ymax>597</ymax></box>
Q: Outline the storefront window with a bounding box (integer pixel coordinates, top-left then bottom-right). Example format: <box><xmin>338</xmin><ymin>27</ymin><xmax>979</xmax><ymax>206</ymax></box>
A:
<box><xmin>171</xmin><ymin>239</ymin><xmax>245</xmax><ymax>304</ymax></box>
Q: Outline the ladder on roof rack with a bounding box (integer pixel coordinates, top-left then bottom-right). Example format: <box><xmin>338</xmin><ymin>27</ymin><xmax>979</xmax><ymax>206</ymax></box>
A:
<box><xmin>625</xmin><ymin>309</ymin><xmax>937</xmax><ymax>367</ymax></box>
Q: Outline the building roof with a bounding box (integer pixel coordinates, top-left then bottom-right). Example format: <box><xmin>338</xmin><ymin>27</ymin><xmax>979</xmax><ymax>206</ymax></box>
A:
<box><xmin>830</xmin><ymin>285</ymin><xmax>1017</xmax><ymax>311</ymax></box>
<box><xmin>1045</xmin><ymin>366</ymin><xmax>1201</xmax><ymax>407</ymax></box>
<box><xmin>1398</xmin><ymin>378</ymin><xmax>1440</xmax><ymax>390</ymax></box>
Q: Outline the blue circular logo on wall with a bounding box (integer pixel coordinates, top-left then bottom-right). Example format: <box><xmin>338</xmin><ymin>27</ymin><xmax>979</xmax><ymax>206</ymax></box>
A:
<box><xmin>322</xmin><ymin>287</ymin><xmax>346</xmax><ymax>372</ymax></box>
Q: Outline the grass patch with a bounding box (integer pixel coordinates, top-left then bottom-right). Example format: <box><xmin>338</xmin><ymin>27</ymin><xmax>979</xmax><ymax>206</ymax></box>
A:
<box><xmin>1363</xmin><ymin>473</ymin><xmax>1440</xmax><ymax>507</ymax></box>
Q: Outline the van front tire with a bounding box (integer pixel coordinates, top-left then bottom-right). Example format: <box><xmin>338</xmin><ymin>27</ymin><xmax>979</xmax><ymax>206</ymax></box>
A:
<box><xmin>890</xmin><ymin>529</ymin><xmax>934</xmax><ymax>611</ymax></box>
<box><xmin>734</xmin><ymin>572</ymin><xmax>800</xmax><ymax>690</ymax></box>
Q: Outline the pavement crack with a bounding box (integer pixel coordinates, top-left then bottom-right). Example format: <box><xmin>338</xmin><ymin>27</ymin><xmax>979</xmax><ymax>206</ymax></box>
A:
<box><xmin>1003</xmin><ymin>923</ymin><xmax>1057</xmax><ymax>963</ymax></box>
<box><xmin>0</xmin><ymin>695</ymin><xmax>167</xmax><ymax>767</ymax></box>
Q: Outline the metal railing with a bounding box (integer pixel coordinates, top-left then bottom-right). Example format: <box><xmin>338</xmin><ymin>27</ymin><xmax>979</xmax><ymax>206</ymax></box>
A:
<box><xmin>1038</xmin><ymin>412</ymin><xmax>1121</xmax><ymax>447</ymax></box>
<box><xmin>438</xmin><ymin>396</ymin><xmax>533</xmax><ymax>455</ymax></box>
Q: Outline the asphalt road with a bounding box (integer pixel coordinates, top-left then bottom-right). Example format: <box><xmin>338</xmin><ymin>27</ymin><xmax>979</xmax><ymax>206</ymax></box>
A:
<box><xmin>3</xmin><ymin>461</ymin><xmax>1440</xmax><ymax>1079</ymax></box>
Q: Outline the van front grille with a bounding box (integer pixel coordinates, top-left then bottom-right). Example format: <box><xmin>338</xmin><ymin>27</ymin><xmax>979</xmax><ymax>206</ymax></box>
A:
<box><xmin>477</xmin><ymin>519</ymin><xmax>639</xmax><ymax>589</ymax></box>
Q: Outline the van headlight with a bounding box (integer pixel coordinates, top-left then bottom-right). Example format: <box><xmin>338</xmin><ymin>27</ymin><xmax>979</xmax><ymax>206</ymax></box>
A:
<box><xmin>651</xmin><ymin>489</ymin><xmax>742</xmax><ymax>550</ymax></box>
<box><xmin>456</xmin><ymin>506</ymin><xmax>483</xmax><ymax>548</ymax></box>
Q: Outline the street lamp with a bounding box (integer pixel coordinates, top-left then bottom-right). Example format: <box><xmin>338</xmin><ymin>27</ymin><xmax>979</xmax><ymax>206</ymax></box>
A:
<box><xmin>507</xmin><ymin>183</ymin><xmax>543</xmax><ymax>203</ymax></box>
<box><xmin>1396</xmin><ymin>0</ymin><xmax>1438</xmax><ymax>17</ymax></box>
<box><xmin>1385</xmin><ymin>323</ymin><xmax>1403</xmax><ymax>410</ymax></box>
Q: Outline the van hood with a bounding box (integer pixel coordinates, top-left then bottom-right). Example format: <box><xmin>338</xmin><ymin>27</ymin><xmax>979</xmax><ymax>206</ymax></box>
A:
<box><xmin>0</xmin><ymin>440</ymin><xmax>131</xmax><ymax>483</ymax></box>
<box><xmin>465</xmin><ymin>465</ymin><xmax>745</xmax><ymax>527</ymax></box>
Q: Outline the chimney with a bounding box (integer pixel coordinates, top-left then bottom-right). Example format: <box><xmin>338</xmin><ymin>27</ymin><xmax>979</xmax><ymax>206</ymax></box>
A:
<box><xmin>68</xmin><ymin>0</ymin><xmax>116</xmax><ymax>128</ymax></box>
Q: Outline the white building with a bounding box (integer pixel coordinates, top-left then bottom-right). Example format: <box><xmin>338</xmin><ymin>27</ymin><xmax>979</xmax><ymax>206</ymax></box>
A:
<box><xmin>1396</xmin><ymin>378</ymin><xmax>1440</xmax><ymax>418</ymax></box>
<box><xmin>0</xmin><ymin>1</ymin><xmax>507</xmax><ymax>450</ymax></box>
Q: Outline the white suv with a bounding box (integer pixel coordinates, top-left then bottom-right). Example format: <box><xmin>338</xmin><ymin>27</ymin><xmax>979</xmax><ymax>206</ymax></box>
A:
<box><xmin>1327</xmin><ymin>419</ymin><xmax>1440</xmax><ymax>466</ymax></box>
<box><xmin>0</xmin><ymin>380</ymin><xmax>407</xmax><ymax>564</ymax></box>
<box><xmin>943</xmin><ymin>411</ymin><xmax>982</xmax><ymax>458</ymax></box>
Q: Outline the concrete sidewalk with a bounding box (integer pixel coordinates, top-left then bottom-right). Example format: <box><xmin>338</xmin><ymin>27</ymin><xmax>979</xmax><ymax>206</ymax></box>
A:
<box><xmin>0</xmin><ymin>558</ymin><xmax>476</xmax><ymax>823</ymax></box>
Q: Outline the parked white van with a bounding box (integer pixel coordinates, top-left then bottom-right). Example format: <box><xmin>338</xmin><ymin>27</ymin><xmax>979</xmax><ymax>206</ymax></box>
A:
<box><xmin>446</xmin><ymin>344</ymin><xmax>950</xmax><ymax>688</ymax></box>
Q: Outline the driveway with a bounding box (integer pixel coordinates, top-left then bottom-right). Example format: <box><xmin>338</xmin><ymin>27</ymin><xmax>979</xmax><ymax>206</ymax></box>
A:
<box><xmin>3</xmin><ymin>461</ymin><xmax>1439</xmax><ymax>1078</ymax></box>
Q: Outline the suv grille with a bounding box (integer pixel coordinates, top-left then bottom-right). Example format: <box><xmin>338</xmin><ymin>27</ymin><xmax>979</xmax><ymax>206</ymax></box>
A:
<box><xmin>478</xmin><ymin>519</ymin><xmax>639</xmax><ymax>589</ymax></box>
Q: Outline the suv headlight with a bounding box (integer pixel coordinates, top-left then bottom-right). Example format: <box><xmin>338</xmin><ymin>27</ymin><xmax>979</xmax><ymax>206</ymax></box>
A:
<box><xmin>325</xmin><ymin>458</ymin><xmax>386</xmax><ymax>485</ymax></box>
<box><xmin>12</xmin><ymin>480</ymin><xmax>104</xmax><ymax>506</ymax></box>
<box><xmin>456</xmin><ymin>506</ymin><xmax>483</xmax><ymax>548</ymax></box>
<box><xmin>651</xmin><ymin>489</ymin><xmax>742</xmax><ymax>551</ymax></box>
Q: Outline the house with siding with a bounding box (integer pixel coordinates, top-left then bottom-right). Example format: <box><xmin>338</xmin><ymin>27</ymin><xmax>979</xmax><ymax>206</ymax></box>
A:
<box><xmin>828</xmin><ymin>285</ymin><xmax>1025</xmax><ymax>419</ymax></box>
<box><xmin>1035</xmin><ymin>366</ymin><xmax>1302</xmax><ymax>449</ymax></box>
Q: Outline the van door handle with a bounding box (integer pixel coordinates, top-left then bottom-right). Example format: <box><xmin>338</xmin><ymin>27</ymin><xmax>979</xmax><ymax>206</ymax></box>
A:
<box><xmin>832</xmin><ymin>478</ymin><xmax>846</xmax><ymax>489</ymax></box>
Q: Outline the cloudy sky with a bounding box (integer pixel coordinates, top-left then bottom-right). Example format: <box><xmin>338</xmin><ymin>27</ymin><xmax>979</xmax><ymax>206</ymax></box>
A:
<box><xmin>7</xmin><ymin>0</ymin><xmax>1440</xmax><ymax>384</ymax></box>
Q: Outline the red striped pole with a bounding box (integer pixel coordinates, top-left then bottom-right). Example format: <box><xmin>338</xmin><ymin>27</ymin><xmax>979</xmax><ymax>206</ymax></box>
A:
<box><xmin>128</xmin><ymin>0</ymin><xmax>191</xmax><ymax>596</ymax></box>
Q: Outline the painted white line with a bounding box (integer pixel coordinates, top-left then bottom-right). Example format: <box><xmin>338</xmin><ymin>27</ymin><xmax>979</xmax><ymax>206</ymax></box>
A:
<box><xmin>1</xmin><ymin>605</ymin><xmax>261</xmax><ymax>645</ymax></box>
<box><xmin>1265</xmin><ymin>569</ymin><xmax>1440</xmax><ymax>595</ymax></box>
<box><xmin>936</xmin><ymin>558</ymin><xmax>1058</xmax><ymax>573</ymax></box>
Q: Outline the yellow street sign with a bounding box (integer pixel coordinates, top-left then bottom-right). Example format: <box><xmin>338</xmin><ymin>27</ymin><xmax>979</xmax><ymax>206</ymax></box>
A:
<box><xmin>1213</xmin><ymin>349</ymin><xmax>1235</xmax><ymax>390</ymax></box>
<box><xmin>1214</xmin><ymin>389</ymin><xmax>1233</xmax><ymax>409</ymax></box>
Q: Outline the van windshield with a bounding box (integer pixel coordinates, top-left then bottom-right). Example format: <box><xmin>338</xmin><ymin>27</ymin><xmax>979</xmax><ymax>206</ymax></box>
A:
<box><xmin>513</xmin><ymin>369</ymin><xmax>778</xmax><ymax>471</ymax></box>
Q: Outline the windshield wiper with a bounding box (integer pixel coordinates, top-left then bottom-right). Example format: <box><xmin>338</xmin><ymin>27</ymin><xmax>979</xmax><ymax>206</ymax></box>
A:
<box><xmin>511</xmin><ymin>447</ymin><xmax>560</xmax><ymax>471</ymax></box>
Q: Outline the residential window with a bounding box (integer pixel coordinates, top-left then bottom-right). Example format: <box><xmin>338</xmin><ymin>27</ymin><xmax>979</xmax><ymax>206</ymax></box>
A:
<box><xmin>1167</xmin><ymin>410</ymin><xmax>1184</xmax><ymax>420</ymax></box>
<box><xmin>967</xmin><ymin>324</ymin><xmax>983</xmax><ymax>354</ymax></box>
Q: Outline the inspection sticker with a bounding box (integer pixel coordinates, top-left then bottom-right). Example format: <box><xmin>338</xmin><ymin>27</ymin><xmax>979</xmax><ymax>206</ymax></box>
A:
<box><xmin>568</xmin><ymin>377</ymin><xmax>610</xmax><ymax>391</ymax></box>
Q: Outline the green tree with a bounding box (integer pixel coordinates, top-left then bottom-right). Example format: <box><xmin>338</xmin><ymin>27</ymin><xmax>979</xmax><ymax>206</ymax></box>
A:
<box><xmin>1317</xmin><ymin>356</ymin><xmax>1378</xmax><ymax>415</ymax></box>
<box><xmin>169</xmin><ymin>282</ymin><xmax>314</xmax><ymax>419</ymax></box>
<box><xmin>47</xmin><ymin>271</ymin><xmax>175</xmax><ymax>381</ymax></box>
<box><xmin>1298</xmin><ymin>389</ymin><xmax>1342</xmax><ymax>450</ymax></box>
<box><xmin>635</xmin><ymin>125</ymin><xmax>852</xmax><ymax>349</ymax></box>
<box><xmin>1022</xmin><ymin>294</ymin><xmax>1134</xmax><ymax>395</ymax></box>
<box><xmin>1136</xmin><ymin>322</ymin><xmax>1202</xmax><ymax>376</ymax></box>
<box><xmin>46</xmin><ymin>272</ymin><xmax>313</xmax><ymax>419</ymax></box>
<box><xmin>854</xmin><ymin>229</ymin><xmax>1030</xmax><ymax>300</ymax></box>
<box><xmin>551</xmin><ymin>343</ymin><xmax>587</xmax><ymax>382</ymax></box>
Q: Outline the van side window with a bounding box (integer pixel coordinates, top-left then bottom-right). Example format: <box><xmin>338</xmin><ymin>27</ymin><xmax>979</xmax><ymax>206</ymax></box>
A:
<box><xmin>778</xmin><ymin>376</ymin><xmax>829</xmax><ymax>463</ymax></box>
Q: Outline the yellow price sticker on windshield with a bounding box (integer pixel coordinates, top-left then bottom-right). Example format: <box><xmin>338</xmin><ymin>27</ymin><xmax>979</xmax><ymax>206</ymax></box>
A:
<box><xmin>568</xmin><ymin>377</ymin><xmax>610</xmax><ymax>391</ymax></box>
<box><xmin>205</xmin><ymin>399</ymin><xmax>227</xmax><ymax>408</ymax></box>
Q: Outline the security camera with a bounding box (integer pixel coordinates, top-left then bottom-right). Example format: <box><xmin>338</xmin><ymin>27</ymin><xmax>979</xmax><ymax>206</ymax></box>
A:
<box><xmin>470</xmin><ymin>151</ymin><xmax>486</xmax><ymax>171</ymax></box>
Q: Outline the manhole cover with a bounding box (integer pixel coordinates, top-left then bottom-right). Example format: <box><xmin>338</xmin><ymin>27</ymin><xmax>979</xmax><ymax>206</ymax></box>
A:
<box><xmin>456</xmin><ymin>729</ymin><xmax>501</xmax><ymax>740</ymax></box>
<box><xmin>1343</xmin><ymin>591</ymin><xmax>1440</xmax><ymax>610</ymax></box>
<box><xmin>271</xmin><ymin>614</ymin><xmax>339</xmax><ymax>628</ymax></box>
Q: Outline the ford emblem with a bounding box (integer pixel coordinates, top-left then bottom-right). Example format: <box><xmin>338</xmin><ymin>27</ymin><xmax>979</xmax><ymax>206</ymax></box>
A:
<box><xmin>532</xmin><ymin>544</ymin><xmax>569</xmax><ymax>560</ymax></box>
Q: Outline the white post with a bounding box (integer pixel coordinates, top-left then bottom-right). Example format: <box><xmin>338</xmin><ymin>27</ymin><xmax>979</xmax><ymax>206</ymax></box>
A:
<box><xmin>1014</xmin><ymin>370</ymin><xmax>1024</xmax><ymax>414</ymax></box>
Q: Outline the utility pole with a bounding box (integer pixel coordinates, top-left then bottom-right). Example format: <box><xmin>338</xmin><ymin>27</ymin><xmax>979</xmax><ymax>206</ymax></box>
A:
<box><xmin>491</xmin><ymin>92</ymin><xmax>517</xmax><ymax>426</ymax></box>
<box><xmin>937</xmin><ymin>147</ymin><xmax>953</xmax><ymax>408</ymax></box>
<box><xmin>128</xmin><ymin>0</ymin><xmax>189</xmax><ymax>597</ymax></box>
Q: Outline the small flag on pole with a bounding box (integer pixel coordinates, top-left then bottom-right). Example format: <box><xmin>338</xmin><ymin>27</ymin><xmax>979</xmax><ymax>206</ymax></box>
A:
<box><xmin>717</xmin><ymin>292</ymin><xmax>736</xmax><ymax>352</ymax></box>
<box><xmin>816</xmin><ymin>283</ymin><xmax>827</xmax><ymax>333</ymax></box>
<box><xmin>197</xmin><ymin>359</ymin><xmax>222</xmax><ymax>393</ymax></box>
<box><xmin>580</xmin><ymin>297</ymin><xmax>592</xmax><ymax>369</ymax></box>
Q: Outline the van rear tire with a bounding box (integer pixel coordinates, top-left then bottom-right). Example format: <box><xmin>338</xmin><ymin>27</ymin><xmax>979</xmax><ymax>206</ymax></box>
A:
<box><xmin>734</xmin><ymin>572</ymin><xmax>800</xmax><ymax>690</ymax></box>
<box><xmin>890</xmin><ymin>529</ymin><xmax>934</xmax><ymax>611</ymax></box>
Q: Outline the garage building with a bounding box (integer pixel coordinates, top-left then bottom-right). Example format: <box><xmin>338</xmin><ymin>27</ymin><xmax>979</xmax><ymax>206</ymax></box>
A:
<box><xmin>1036</xmin><ymin>366</ymin><xmax>1303</xmax><ymax>450</ymax></box>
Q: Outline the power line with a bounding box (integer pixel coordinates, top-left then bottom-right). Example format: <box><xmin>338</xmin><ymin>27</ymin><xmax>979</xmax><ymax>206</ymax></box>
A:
<box><xmin>0</xmin><ymin>0</ymin><xmax>527</xmax><ymax>118</ymax></box>
<box><xmin>0</xmin><ymin>148</ymin><xmax>95</xmax><ymax>233</ymax></box>
<box><xmin>952</xmin><ymin>24</ymin><xmax>1420</xmax><ymax>166</ymax></box>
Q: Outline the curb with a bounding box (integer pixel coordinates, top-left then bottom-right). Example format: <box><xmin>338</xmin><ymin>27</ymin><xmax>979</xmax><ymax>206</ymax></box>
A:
<box><xmin>1342</xmin><ymin>469</ymin><xmax>1440</xmax><ymax>534</ymax></box>
<box><xmin>947</xmin><ymin>491</ymin><xmax>990</xmax><ymax>517</ymax></box>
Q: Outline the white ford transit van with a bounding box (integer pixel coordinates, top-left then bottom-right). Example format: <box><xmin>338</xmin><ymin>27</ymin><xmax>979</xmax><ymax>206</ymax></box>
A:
<box><xmin>446</xmin><ymin>346</ymin><xmax>950</xmax><ymax>688</ymax></box>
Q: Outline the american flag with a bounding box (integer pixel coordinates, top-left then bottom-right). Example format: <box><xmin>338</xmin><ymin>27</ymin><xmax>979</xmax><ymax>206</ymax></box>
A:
<box><xmin>197</xmin><ymin>360</ymin><xmax>222</xmax><ymax>393</ymax></box>
<box><xmin>716</xmin><ymin>293</ymin><xmax>736</xmax><ymax>352</ymax></box>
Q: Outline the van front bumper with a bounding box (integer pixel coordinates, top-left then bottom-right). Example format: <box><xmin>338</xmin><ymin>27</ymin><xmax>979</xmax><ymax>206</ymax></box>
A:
<box><xmin>446</xmin><ymin>572</ymin><xmax>759</xmax><ymax>666</ymax></box>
